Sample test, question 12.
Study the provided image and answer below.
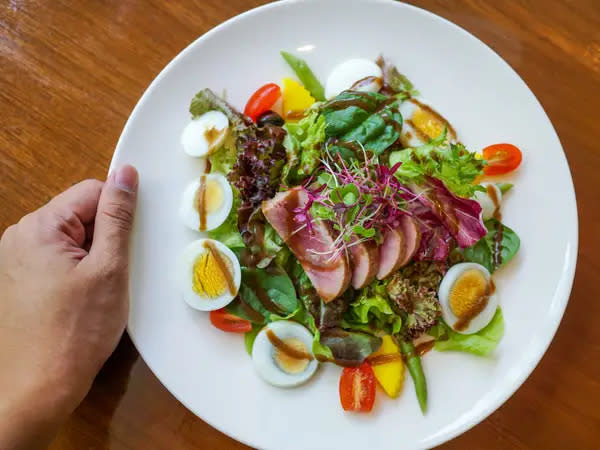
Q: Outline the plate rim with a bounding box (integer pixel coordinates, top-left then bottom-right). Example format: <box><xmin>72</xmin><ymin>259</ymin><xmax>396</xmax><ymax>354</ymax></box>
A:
<box><xmin>111</xmin><ymin>0</ymin><xmax>579</xmax><ymax>448</ymax></box>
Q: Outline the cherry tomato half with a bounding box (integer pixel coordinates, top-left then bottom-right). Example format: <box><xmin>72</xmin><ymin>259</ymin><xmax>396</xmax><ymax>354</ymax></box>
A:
<box><xmin>244</xmin><ymin>83</ymin><xmax>281</xmax><ymax>122</ymax></box>
<box><xmin>210</xmin><ymin>309</ymin><xmax>252</xmax><ymax>333</ymax></box>
<box><xmin>482</xmin><ymin>143</ymin><xmax>522</xmax><ymax>175</ymax></box>
<box><xmin>339</xmin><ymin>362</ymin><xmax>376</xmax><ymax>412</ymax></box>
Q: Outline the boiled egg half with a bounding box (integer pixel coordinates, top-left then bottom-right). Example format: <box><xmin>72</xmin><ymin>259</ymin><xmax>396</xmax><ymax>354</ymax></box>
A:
<box><xmin>179</xmin><ymin>173</ymin><xmax>233</xmax><ymax>232</ymax></box>
<box><xmin>473</xmin><ymin>183</ymin><xmax>503</xmax><ymax>220</ymax></box>
<box><xmin>252</xmin><ymin>321</ymin><xmax>318</xmax><ymax>388</ymax></box>
<box><xmin>399</xmin><ymin>98</ymin><xmax>457</xmax><ymax>147</ymax></box>
<box><xmin>181</xmin><ymin>110</ymin><xmax>229</xmax><ymax>157</ymax></box>
<box><xmin>179</xmin><ymin>239</ymin><xmax>241</xmax><ymax>311</ymax></box>
<box><xmin>438</xmin><ymin>262</ymin><xmax>498</xmax><ymax>334</ymax></box>
<box><xmin>325</xmin><ymin>58</ymin><xmax>383</xmax><ymax>99</ymax></box>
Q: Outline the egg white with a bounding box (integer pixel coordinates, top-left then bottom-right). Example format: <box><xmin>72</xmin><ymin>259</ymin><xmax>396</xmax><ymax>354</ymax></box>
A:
<box><xmin>179</xmin><ymin>239</ymin><xmax>241</xmax><ymax>311</ymax></box>
<box><xmin>325</xmin><ymin>58</ymin><xmax>383</xmax><ymax>99</ymax></box>
<box><xmin>438</xmin><ymin>262</ymin><xmax>499</xmax><ymax>334</ymax></box>
<box><xmin>399</xmin><ymin>100</ymin><xmax>427</xmax><ymax>147</ymax></box>
<box><xmin>179</xmin><ymin>173</ymin><xmax>233</xmax><ymax>232</ymax></box>
<box><xmin>473</xmin><ymin>184</ymin><xmax>502</xmax><ymax>220</ymax></box>
<box><xmin>252</xmin><ymin>321</ymin><xmax>318</xmax><ymax>388</ymax></box>
<box><xmin>181</xmin><ymin>110</ymin><xmax>229</xmax><ymax>157</ymax></box>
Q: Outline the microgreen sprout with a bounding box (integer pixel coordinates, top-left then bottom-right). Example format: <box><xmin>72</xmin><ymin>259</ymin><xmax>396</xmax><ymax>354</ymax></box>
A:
<box><xmin>293</xmin><ymin>144</ymin><xmax>418</xmax><ymax>260</ymax></box>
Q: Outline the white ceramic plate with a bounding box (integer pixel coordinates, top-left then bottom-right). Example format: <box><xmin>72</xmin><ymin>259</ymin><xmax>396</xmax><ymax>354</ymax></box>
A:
<box><xmin>112</xmin><ymin>1</ymin><xmax>578</xmax><ymax>448</ymax></box>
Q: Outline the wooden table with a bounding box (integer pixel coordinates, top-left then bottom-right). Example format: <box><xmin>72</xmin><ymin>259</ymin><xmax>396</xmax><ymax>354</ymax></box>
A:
<box><xmin>2</xmin><ymin>1</ymin><xmax>599</xmax><ymax>448</ymax></box>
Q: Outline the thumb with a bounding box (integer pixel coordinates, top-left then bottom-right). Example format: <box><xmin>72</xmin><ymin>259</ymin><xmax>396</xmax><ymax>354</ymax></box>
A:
<box><xmin>89</xmin><ymin>165</ymin><xmax>138</xmax><ymax>270</ymax></box>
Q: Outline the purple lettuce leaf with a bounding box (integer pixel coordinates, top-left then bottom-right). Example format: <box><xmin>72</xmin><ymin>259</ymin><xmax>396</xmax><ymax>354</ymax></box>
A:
<box><xmin>412</xmin><ymin>205</ymin><xmax>452</xmax><ymax>261</ymax></box>
<box><xmin>417</xmin><ymin>177</ymin><xmax>486</xmax><ymax>248</ymax></box>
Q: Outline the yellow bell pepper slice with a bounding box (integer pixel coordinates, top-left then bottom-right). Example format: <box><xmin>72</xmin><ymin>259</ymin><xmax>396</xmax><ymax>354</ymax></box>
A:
<box><xmin>282</xmin><ymin>77</ymin><xmax>315</xmax><ymax>120</ymax></box>
<box><xmin>371</xmin><ymin>335</ymin><xmax>404</xmax><ymax>398</ymax></box>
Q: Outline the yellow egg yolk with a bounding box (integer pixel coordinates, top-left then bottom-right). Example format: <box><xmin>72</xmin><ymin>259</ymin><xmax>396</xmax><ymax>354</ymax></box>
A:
<box><xmin>411</xmin><ymin>107</ymin><xmax>446</xmax><ymax>140</ymax></box>
<box><xmin>274</xmin><ymin>338</ymin><xmax>310</xmax><ymax>374</ymax></box>
<box><xmin>191</xmin><ymin>250</ymin><xmax>232</xmax><ymax>299</ymax></box>
<box><xmin>449</xmin><ymin>269</ymin><xmax>488</xmax><ymax>318</ymax></box>
<box><xmin>204</xmin><ymin>179</ymin><xmax>224</xmax><ymax>214</ymax></box>
<box><xmin>195</xmin><ymin>179</ymin><xmax>223</xmax><ymax>215</ymax></box>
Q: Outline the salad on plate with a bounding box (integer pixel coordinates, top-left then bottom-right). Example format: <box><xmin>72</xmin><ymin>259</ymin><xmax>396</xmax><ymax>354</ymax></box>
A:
<box><xmin>177</xmin><ymin>52</ymin><xmax>522</xmax><ymax>413</ymax></box>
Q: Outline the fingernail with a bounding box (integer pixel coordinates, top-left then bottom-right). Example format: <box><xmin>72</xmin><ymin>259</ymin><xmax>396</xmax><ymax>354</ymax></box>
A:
<box><xmin>115</xmin><ymin>165</ymin><xmax>138</xmax><ymax>193</ymax></box>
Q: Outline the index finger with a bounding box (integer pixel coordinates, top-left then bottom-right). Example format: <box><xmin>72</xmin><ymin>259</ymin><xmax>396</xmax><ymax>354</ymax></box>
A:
<box><xmin>40</xmin><ymin>179</ymin><xmax>104</xmax><ymax>246</ymax></box>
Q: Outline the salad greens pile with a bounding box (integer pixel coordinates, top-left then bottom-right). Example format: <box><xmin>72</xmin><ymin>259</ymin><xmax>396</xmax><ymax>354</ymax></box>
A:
<box><xmin>190</xmin><ymin>51</ymin><xmax>522</xmax><ymax>414</ymax></box>
<box><xmin>389</xmin><ymin>130</ymin><xmax>485</xmax><ymax>197</ymax></box>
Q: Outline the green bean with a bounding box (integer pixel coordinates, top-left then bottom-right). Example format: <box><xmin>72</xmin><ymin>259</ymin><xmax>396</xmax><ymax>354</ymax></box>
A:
<box><xmin>399</xmin><ymin>340</ymin><xmax>427</xmax><ymax>414</ymax></box>
<box><xmin>280</xmin><ymin>51</ymin><xmax>326</xmax><ymax>101</ymax></box>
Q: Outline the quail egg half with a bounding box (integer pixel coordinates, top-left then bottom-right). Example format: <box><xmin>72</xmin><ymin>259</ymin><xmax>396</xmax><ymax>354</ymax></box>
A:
<box><xmin>179</xmin><ymin>239</ymin><xmax>241</xmax><ymax>311</ymax></box>
<box><xmin>438</xmin><ymin>262</ymin><xmax>499</xmax><ymax>334</ymax></box>
<box><xmin>252</xmin><ymin>321</ymin><xmax>318</xmax><ymax>388</ymax></box>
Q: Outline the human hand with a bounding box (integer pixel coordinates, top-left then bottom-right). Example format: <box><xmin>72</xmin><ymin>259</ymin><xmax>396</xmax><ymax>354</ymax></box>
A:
<box><xmin>0</xmin><ymin>165</ymin><xmax>138</xmax><ymax>449</ymax></box>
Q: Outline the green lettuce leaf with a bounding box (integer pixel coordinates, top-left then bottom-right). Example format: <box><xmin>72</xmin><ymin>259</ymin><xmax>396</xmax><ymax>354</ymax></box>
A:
<box><xmin>389</xmin><ymin>131</ymin><xmax>485</xmax><ymax>197</ymax></box>
<box><xmin>300</xmin><ymin>311</ymin><xmax>335</xmax><ymax>361</ymax></box>
<box><xmin>497</xmin><ymin>183</ymin><xmax>513</xmax><ymax>195</ymax></box>
<box><xmin>428</xmin><ymin>308</ymin><xmax>504</xmax><ymax>356</ymax></box>
<box><xmin>376</xmin><ymin>55</ymin><xmax>419</xmax><ymax>98</ymax></box>
<box><xmin>282</xmin><ymin>110</ymin><xmax>326</xmax><ymax>184</ymax></box>
<box><xmin>463</xmin><ymin>219</ymin><xmax>520</xmax><ymax>273</ymax></box>
<box><xmin>244</xmin><ymin>324</ymin><xmax>262</xmax><ymax>355</ymax></box>
<box><xmin>263</xmin><ymin>223</ymin><xmax>284</xmax><ymax>258</ymax></box>
<box><xmin>207</xmin><ymin>188</ymin><xmax>244</xmax><ymax>249</ymax></box>
<box><xmin>189</xmin><ymin>88</ymin><xmax>252</xmax><ymax>135</ymax></box>
<box><xmin>208</xmin><ymin>135</ymin><xmax>237</xmax><ymax>174</ymax></box>
<box><xmin>343</xmin><ymin>282</ymin><xmax>402</xmax><ymax>335</ymax></box>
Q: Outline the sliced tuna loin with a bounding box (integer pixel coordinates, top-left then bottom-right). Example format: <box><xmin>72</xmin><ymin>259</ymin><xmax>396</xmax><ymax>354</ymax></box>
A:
<box><xmin>397</xmin><ymin>215</ymin><xmax>421</xmax><ymax>267</ymax></box>
<box><xmin>376</xmin><ymin>228</ymin><xmax>405</xmax><ymax>280</ymax></box>
<box><xmin>348</xmin><ymin>239</ymin><xmax>379</xmax><ymax>289</ymax></box>
<box><xmin>262</xmin><ymin>187</ymin><xmax>350</xmax><ymax>302</ymax></box>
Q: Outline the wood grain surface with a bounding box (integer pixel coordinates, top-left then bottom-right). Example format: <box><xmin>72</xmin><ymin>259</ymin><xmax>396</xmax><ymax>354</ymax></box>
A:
<box><xmin>2</xmin><ymin>1</ymin><xmax>599</xmax><ymax>448</ymax></box>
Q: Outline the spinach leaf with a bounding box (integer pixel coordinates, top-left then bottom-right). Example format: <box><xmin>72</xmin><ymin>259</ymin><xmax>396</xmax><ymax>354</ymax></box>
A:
<box><xmin>463</xmin><ymin>219</ymin><xmax>520</xmax><ymax>272</ymax></box>
<box><xmin>322</xmin><ymin>91</ymin><xmax>402</xmax><ymax>156</ymax></box>
<box><xmin>238</xmin><ymin>266</ymin><xmax>299</xmax><ymax>323</ymax></box>
<box><xmin>291</xmin><ymin>261</ymin><xmax>348</xmax><ymax>330</ymax></box>
<box><xmin>320</xmin><ymin>328</ymin><xmax>382</xmax><ymax>367</ymax></box>
<box><xmin>224</xmin><ymin>295</ymin><xmax>264</xmax><ymax>324</ymax></box>
<box><xmin>324</xmin><ymin>106</ymin><xmax>370</xmax><ymax>137</ymax></box>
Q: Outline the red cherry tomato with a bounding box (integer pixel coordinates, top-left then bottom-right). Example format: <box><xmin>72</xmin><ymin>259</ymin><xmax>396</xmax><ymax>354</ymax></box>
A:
<box><xmin>244</xmin><ymin>83</ymin><xmax>281</xmax><ymax>122</ymax></box>
<box><xmin>209</xmin><ymin>309</ymin><xmax>252</xmax><ymax>333</ymax></box>
<box><xmin>339</xmin><ymin>362</ymin><xmax>376</xmax><ymax>412</ymax></box>
<box><xmin>482</xmin><ymin>143</ymin><xmax>522</xmax><ymax>175</ymax></box>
